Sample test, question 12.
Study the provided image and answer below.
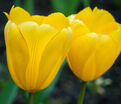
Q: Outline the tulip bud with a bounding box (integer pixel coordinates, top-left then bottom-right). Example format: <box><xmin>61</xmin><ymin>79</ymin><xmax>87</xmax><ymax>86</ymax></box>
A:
<box><xmin>67</xmin><ymin>7</ymin><xmax>121</xmax><ymax>81</ymax></box>
<box><xmin>4</xmin><ymin>6</ymin><xmax>72</xmax><ymax>92</ymax></box>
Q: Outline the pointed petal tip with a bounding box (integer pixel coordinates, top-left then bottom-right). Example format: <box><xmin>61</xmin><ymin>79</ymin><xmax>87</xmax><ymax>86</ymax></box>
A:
<box><xmin>3</xmin><ymin>12</ymin><xmax>9</xmax><ymax>19</ymax></box>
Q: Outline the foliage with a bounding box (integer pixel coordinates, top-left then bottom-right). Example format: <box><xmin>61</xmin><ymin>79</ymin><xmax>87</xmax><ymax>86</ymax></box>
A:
<box><xmin>51</xmin><ymin>0</ymin><xmax>80</xmax><ymax>16</ymax></box>
<box><xmin>0</xmin><ymin>81</ymin><xmax>18</xmax><ymax>104</ymax></box>
<box><xmin>115</xmin><ymin>0</ymin><xmax>121</xmax><ymax>8</ymax></box>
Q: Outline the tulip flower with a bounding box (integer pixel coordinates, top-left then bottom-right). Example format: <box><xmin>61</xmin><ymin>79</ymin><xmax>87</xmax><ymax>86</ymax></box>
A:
<box><xmin>67</xmin><ymin>7</ymin><xmax>121</xmax><ymax>81</ymax></box>
<box><xmin>4</xmin><ymin>6</ymin><xmax>72</xmax><ymax>92</ymax></box>
<box><xmin>67</xmin><ymin>7</ymin><xmax>121</xmax><ymax>104</ymax></box>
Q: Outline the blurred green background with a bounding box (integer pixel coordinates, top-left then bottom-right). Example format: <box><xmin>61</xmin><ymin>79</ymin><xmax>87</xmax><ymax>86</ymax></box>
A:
<box><xmin>0</xmin><ymin>0</ymin><xmax>121</xmax><ymax>104</ymax></box>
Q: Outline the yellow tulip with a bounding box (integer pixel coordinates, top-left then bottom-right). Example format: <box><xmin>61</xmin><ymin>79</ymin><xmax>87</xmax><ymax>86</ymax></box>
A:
<box><xmin>67</xmin><ymin>7</ymin><xmax>121</xmax><ymax>81</ymax></box>
<box><xmin>4</xmin><ymin>6</ymin><xmax>72</xmax><ymax>92</ymax></box>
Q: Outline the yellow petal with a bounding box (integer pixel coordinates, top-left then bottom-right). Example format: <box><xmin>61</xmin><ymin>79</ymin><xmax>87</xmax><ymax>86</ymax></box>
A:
<box><xmin>81</xmin><ymin>35</ymin><xmax>120</xmax><ymax>81</ymax></box>
<box><xmin>37</xmin><ymin>28</ymin><xmax>72</xmax><ymax>90</ymax></box>
<box><xmin>18</xmin><ymin>22</ymin><xmax>58</xmax><ymax>91</ymax></box>
<box><xmin>3</xmin><ymin>12</ymin><xmax>9</xmax><ymax>19</ymax></box>
<box><xmin>93</xmin><ymin>7</ymin><xmax>115</xmax><ymax>23</ymax></box>
<box><xmin>32</xmin><ymin>15</ymin><xmax>45</xmax><ymax>25</ymax></box>
<box><xmin>90</xmin><ymin>7</ymin><xmax>115</xmax><ymax>33</ymax></box>
<box><xmin>109</xmin><ymin>25</ymin><xmax>121</xmax><ymax>48</ymax></box>
<box><xmin>94</xmin><ymin>35</ymin><xmax>120</xmax><ymax>79</ymax></box>
<box><xmin>75</xmin><ymin>7</ymin><xmax>93</xmax><ymax>28</ymax></box>
<box><xmin>5</xmin><ymin>22</ymin><xmax>29</xmax><ymax>90</ymax></box>
<box><xmin>75</xmin><ymin>7</ymin><xmax>115</xmax><ymax>33</ymax></box>
<box><xmin>42</xmin><ymin>13</ymin><xmax>69</xmax><ymax>31</ymax></box>
<box><xmin>9</xmin><ymin>6</ymin><xmax>32</xmax><ymax>24</ymax></box>
<box><xmin>68</xmin><ymin>15</ymin><xmax>75</xmax><ymax>24</ymax></box>
<box><xmin>67</xmin><ymin>33</ymin><xmax>98</xmax><ymax>81</ymax></box>
<box><xmin>99</xmin><ymin>22</ymin><xmax>120</xmax><ymax>34</ymax></box>
<box><xmin>70</xmin><ymin>19</ymin><xmax>89</xmax><ymax>38</ymax></box>
<box><xmin>81</xmin><ymin>53</ymin><xmax>96</xmax><ymax>81</ymax></box>
<box><xmin>4</xmin><ymin>20</ymin><xmax>11</xmax><ymax>43</ymax></box>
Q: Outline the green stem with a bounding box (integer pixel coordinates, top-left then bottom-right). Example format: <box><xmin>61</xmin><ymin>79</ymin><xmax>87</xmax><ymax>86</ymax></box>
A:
<box><xmin>28</xmin><ymin>93</ymin><xmax>34</xmax><ymax>104</ymax></box>
<box><xmin>24</xmin><ymin>0</ymin><xmax>34</xmax><ymax>14</ymax></box>
<box><xmin>78</xmin><ymin>81</ymin><xmax>87</xmax><ymax>104</ymax></box>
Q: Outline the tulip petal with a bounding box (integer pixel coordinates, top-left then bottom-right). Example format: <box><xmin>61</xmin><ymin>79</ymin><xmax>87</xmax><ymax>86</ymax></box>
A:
<box><xmin>82</xmin><ymin>53</ymin><xmax>96</xmax><ymax>81</ymax></box>
<box><xmin>4</xmin><ymin>20</ymin><xmax>11</xmax><ymax>43</ymax></box>
<box><xmin>42</xmin><ymin>13</ymin><xmax>69</xmax><ymax>31</ymax></box>
<box><xmin>75</xmin><ymin>7</ymin><xmax>93</xmax><ymax>28</ymax></box>
<box><xmin>93</xmin><ymin>7</ymin><xmax>115</xmax><ymax>23</ymax></box>
<box><xmin>68</xmin><ymin>15</ymin><xmax>76</xmax><ymax>24</ymax></box>
<box><xmin>3</xmin><ymin>12</ymin><xmax>9</xmax><ymax>20</ymax></box>
<box><xmin>99</xmin><ymin>22</ymin><xmax>120</xmax><ymax>34</ymax></box>
<box><xmin>18</xmin><ymin>22</ymin><xmax>59</xmax><ymax>91</ymax></box>
<box><xmin>9</xmin><ymin>6</ymin><xmax>32</xmax><ymax>24</ymax></box>
<box><xmin>110</xmin><ymin>27</ymin><xmax>121</xmax><ymax>49</ymax></box>
<box><xmin>70</xmin><ymin>19</ymin><xmax>89</xmax><ymax>38</ymax></box>
<box><xmin>94</xmin><ymin>35</ymin><xmax>120</xmax><ymax>79</ymax></box>
<box><xmin>37</xmin><ymin>28</ymin><xmax>72</xmax><ymax>90</ymax></box>
<box><xmin>75</xmin><ymin>7</ymin><xmax>115</xmax><ymax>33</ymax></box>
<box><xmin>5</xmin><ymin>22</ymin><xmax>29</xmax><ymax>90</ymax></box>
<box><xmin>67</xmin><ymin>33</ymin><xmax>98</xmax><ymax>81</ymax></box>
<box><xmin>32</xmin><ymin>15</ymin><xmax>45</xmax><ymax>25</ymax></box>
<box><xmin>91</xmin><ymin>7</ymin><xmax>115</xmax><ymax>33</ymax></box>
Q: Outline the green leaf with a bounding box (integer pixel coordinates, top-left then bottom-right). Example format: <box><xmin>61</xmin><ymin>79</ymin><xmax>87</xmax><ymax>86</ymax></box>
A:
<box><xmin>0</xmin><ymin>81</ymin><xmax>19</xmax><ymax>104</ymax></box>
<box><xmin>51</xmin><ymin>0</ymin><xmax>80</xmax><ymax>16</ymax></box>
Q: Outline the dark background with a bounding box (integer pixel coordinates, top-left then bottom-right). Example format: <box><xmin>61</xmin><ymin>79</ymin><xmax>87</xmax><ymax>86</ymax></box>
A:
<box><xmin>0</xmin><ymin>0</ymin><xmax>121</xmax><ymax>104</ymax></box>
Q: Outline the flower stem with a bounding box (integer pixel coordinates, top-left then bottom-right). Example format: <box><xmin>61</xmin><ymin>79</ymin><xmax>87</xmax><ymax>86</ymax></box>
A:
<box><xmin>78</xmin><ymin>81</ymin><xmax>87</xmax><ymax>104</ymax></box>
<box><xmin>28</xmin><ymin>93</ymin><xmax>34</xmax><ymax>104</ymax></box>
